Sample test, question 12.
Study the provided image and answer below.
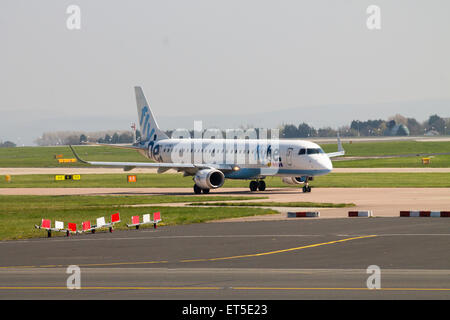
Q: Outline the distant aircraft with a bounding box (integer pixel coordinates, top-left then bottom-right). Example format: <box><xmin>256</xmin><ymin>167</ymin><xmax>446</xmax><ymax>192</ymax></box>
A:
<box><xmin>70</xmin><ymin>87</ymin><xmax>345</xmax><ymax>194</ymax></box>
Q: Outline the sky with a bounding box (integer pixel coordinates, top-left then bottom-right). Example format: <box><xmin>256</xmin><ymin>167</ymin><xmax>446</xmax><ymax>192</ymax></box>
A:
<box><xmin>1</xmin><ymin>0</ymin><xmax>449</xmax><ymax>145</ymax></box>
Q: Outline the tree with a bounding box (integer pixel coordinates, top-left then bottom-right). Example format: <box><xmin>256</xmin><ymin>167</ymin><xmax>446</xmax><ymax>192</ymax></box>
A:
<box><xmin>281</xmin><ymin>124</ymin><xmax>298</xmax><ymax>138</ymax></box>
<box><xmin>406</xmin><ymin>118</ymin><xmax>423</xmax><ymax>135</ymax></box>
<box><xmin>317</xmin><ymin>127</ymin><xmax>336</xmax><ymax>137</ymax></box>
<box><xmin>386</xmin><ymin>120</ymin><xmax>396</xmax><ymax>130</ymax></box>
<box><xmin>119</xmin><ymin>132</ymin><xmax>133</xmax><ymax>143</ymax></box>
<box><xmin>64</xmin><ymin>135</ymin><xmax>81</xmax><ymax>145</ymax></box>
<box><xmin>428</xmin><ymin>114</ymin><xmax>445</xmax><ymax>134</ymax></box>
<box><xmin>135</xmin><ymin>129</ymin><xmax>141</xmax><ymax>142</ymax></box>
<box><xmin>298</xmin><ymin>123</ymin><xmax>316</xmax><ymax>137</ymax></box>
<box><xmin>0</xmin><ymin>141</ymin><xmax>16</xmax><ymax>148</ymax></box>
<box><xmin>389</xmin><ymin>114</ymin><xmax>407</xmax><ymax>126</ymax></box>
<box><xmin>111</xmin><ymin>132</ymin><xmax>120</xmax><ymax>144</ymax></box>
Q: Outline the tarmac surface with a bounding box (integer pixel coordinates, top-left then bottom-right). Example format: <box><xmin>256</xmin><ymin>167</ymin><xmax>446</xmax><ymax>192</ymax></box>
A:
<box><xmin>1</xmin><ymin>181</ymin><xmax>449</xmax><ymax>299</ymax></box>
<box><xmin>1</xmin><ymin>218</ymin><xmax>449</xmax><ymax>299</ymax></box>
<box><xmin>1</xmin><ymin>187</ymin><xmax>448</xmax><ymax>219</ymax></box>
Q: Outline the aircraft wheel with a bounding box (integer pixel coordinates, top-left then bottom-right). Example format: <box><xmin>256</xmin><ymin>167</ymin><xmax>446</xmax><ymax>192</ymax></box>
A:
<box><xmin>249</xmin><ymin>181</ymin><xmax>258</xmax><ymax>192</ymax></box>
<box><xmin>194</xmin><ymin>184</ymin><xmax>202</xmax><ymax>194</ymax></box>
<box><xmin>202</xmin><ymin>188</ymin><xmax>210</xmax><ymax>194</ymax></box>
<box><xmin>302</xmin><ymin>185</ymin><xmax>311</xmax><ymax>193</ymax></box>
<box><xmin>257</xmin><ymin>180</ymin><xmax>266</xmax><ymax>191</ymax></box>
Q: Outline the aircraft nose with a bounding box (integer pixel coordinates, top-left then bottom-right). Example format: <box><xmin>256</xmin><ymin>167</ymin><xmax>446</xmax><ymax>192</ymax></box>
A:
<box><xmin>321</xmin><ymin>157</ymin><xmax>333</xmax><ymax>173</ymax></box>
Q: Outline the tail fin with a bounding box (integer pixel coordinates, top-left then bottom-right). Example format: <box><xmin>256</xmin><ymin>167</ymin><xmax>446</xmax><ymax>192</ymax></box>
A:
<box><xmin>135</xmin><ymin>86</ymin><xmax>169</xmax><ymax>142</ymax></box>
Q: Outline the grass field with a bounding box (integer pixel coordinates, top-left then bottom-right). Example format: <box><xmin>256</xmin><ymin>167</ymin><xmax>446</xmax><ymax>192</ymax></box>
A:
<box><xmin>320</xmin><ymin>140</ymin><xmax>450</xmax><ymax>156</ymax></box>
<box><xmin>332</xmin><ymin>155</ymin><xmax>450</xmax><ymax>168</ymax></box>
<box><xmin>2</xmin><ymin>172</ymin><xmax>450</xmax><ymax>188</ymax></box>
<box><xmin>0</xmin><ymin>140</ymin><xmax>449</xmax><ymax>168</ymax></box>
<box><xmin>1</xmin><ymin>140</ymin><xmax>448</xmax><ymax>241</ymax></box>
<box><xmin>0</xmin><ymin>195</ymin><xmax>276</xmax><ymax>240</ymax></box>
<box><xmin>0</xmin><ymin>145</ymin><xmax>148</xmax><ymax>168</ymax></box>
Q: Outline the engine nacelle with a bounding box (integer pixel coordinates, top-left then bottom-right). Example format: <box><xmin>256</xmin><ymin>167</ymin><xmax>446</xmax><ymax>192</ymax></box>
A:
<box><xmin>282</xmin><ymin>176</ymin><xmax>306</xmax><ymax>185</ymax></box>
<box><xmin>194</xmin><ymin>169</ymin><xmax>225</xmax><ymax>189</ymax></box>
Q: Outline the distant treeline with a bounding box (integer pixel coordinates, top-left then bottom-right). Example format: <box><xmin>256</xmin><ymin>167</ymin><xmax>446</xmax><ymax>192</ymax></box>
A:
<box><xmin>33</xmin><ymin>130</ymin><xmax>136</xmax><ymax>146</ymax></box>
<box><xmin>280</xmin><ymin>114</ymin><xmax>449</xmax><ymax>138</ymax></box>
<box><xmin>3</xmin><ymin>113</ymin><xmax>448</xmax><ymax>147</ymax></box>
<box><xmin>0</xmin><ymin>141</ymin><xmax>16</xmax><ymax>148</ymax></box>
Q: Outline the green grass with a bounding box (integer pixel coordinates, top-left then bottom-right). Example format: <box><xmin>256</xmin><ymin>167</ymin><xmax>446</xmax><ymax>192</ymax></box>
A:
<box><xmin>333</xmin><ymin>155</ymin><xmax>450</xmax><ymax>168</ymax></box>
<box><xmin>313</xmin><ymin>172</ymin><xmax>450</xmax><ymax>187</ymax></box>
<box><xmin>321</xmin><ymin>140</ymin><xmax>450</xmax><ymax>157</ymax></box>
<box><xmin>188</xmin><ymin>201</ymin><xmax>355</xmax><ymax>208</ymax></box>
<box><xmin>0</xmin><ymin>140</ymin><xmax>449</xmax><ymax>168</ymax></box>
<box><xmin>2</xmin><ymin>172</ymin><xmax>450</xmax><ymax>188</ymax></box>
<box><xmin>0</xmin><ymin>145</ymin><xmax>148</xmax><ymax>167</ymax></box>
<box><xmin>0</xmin><ymin>195</ymin><xmax>267</xmax><ymax>209</ymax></box>
<box><xmin>0</xmin><ymin>195</ymin><xmax>276</xmax><ymax>240</ymax></box>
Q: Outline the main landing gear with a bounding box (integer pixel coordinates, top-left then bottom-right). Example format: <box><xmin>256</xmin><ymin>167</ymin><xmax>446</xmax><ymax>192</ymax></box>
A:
<box><xmin>301</xmin><ymin>176</ymin><xmax>312</xmax><ymax>193</ymax></box>
<box><xmin>249</xmin><ymin>180</ymin><xmax>266</xmax><ymax>192</ymax></box>
<box><xmin>193</xmin><ymin>184</ymin><xmax>210</xmax><ymax>194</ymax></box>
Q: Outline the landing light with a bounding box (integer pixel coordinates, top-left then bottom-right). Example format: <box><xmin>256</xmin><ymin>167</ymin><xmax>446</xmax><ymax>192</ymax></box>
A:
<box><xmin>232</xmin><ymin>166</ymin><xmax>240</xmax><ymax>171</ymax></box>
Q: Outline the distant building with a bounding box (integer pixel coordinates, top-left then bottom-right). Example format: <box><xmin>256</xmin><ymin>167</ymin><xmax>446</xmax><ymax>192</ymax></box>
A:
<box><xmin>389</xmin><ymin>124</ymin><xmax>410</xmax><ymax>136</ymax></box>
<box><xmin>424</xmin><ymin>130</ymin><xmax>439</xmax><ymax>136</ymax></box>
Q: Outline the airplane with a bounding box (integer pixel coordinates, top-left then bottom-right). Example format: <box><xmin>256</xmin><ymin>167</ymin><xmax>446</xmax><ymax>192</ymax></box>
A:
<box><xmin>70</xmin><ymin>86</ymin><xmax>345</xmax><ymax>194</ymax></box>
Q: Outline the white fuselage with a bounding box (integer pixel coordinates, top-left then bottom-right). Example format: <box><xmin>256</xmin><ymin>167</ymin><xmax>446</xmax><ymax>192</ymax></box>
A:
<box><xmin>144</xmin><ymin>138</ymin><xmax>332</xmax><ymax>179</ymax></box>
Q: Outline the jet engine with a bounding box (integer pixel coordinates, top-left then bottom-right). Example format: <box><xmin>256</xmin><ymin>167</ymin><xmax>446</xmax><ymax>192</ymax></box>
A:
<box><xmin>194</xmin><ymin>169</ymin><xmax>225</xmax><ymax>189</ymax></box>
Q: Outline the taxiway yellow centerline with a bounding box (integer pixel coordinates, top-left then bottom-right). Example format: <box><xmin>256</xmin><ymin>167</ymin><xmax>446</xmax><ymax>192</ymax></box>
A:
<box><xmin>0</xmin><ymin>235</ymin><xmax>377</xmax><ymax>268</ymax></box>
<box><xmin>180</xmin><ymin>235</ymin><xmax>377</xmax><ymax>262</ymax></box>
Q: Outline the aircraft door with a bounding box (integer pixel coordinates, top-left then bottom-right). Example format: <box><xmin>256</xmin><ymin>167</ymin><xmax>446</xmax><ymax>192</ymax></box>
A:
<box><xmin>286</xmin><ymin>147</ymin><xmax>293</xmax><ymax>167</ymax></box>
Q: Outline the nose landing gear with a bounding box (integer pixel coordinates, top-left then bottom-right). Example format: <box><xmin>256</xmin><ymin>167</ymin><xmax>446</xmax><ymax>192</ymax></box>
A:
<box><xmin>301</xmin><ymin>176</ymin><xmax>313</xmax><ymax>192</ymax></box>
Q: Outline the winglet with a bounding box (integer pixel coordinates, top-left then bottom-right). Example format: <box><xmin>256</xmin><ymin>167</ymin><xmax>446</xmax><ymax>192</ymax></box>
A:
<box><xmin>69</xmin><ymin>145</ymin><xmax>90</xmax><ymax>164</ymax></box>
<box><xmin>326</xmin><ymin>133</ymin><xmax>345</xmax><ymax>158</ymax></box>
<box><xmin>337</xmin><ymin>132</ymin><xmax>344</xmax><ymax>153</ymax></box>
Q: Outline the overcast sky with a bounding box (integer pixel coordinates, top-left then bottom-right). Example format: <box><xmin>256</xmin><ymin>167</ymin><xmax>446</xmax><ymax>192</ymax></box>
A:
<box><xmin>1</xmin><ymin>0</ymin><xmax>449</xmax><ymax>145</ymax></box>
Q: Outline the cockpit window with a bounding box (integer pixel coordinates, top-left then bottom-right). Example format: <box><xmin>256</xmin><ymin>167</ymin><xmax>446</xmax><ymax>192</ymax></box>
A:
<box><xmin>298</xmin><ymin>148</ymin><xmax>306</xmax><ymax>155</ymax></box>
<box><xmin>306</xmin><ymin>148</ymin><xmax>324</xmax><ymax>154</ymax></box>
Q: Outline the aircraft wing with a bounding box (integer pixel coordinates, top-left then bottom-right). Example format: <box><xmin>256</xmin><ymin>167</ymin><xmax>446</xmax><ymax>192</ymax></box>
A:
<box><xmin>69</xmin><ymin>145</ymin><xmax>236</xmax><ymax>172</ymax></box>
<box><xmin>83</xmin><ymin>142</ymin><xmax>144</xmax><ymax>151</ymax></box>
<box><xmin>326</xmin><ymin>151</ymin><xmax>345</xmax><ymax>158</ymax></box>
